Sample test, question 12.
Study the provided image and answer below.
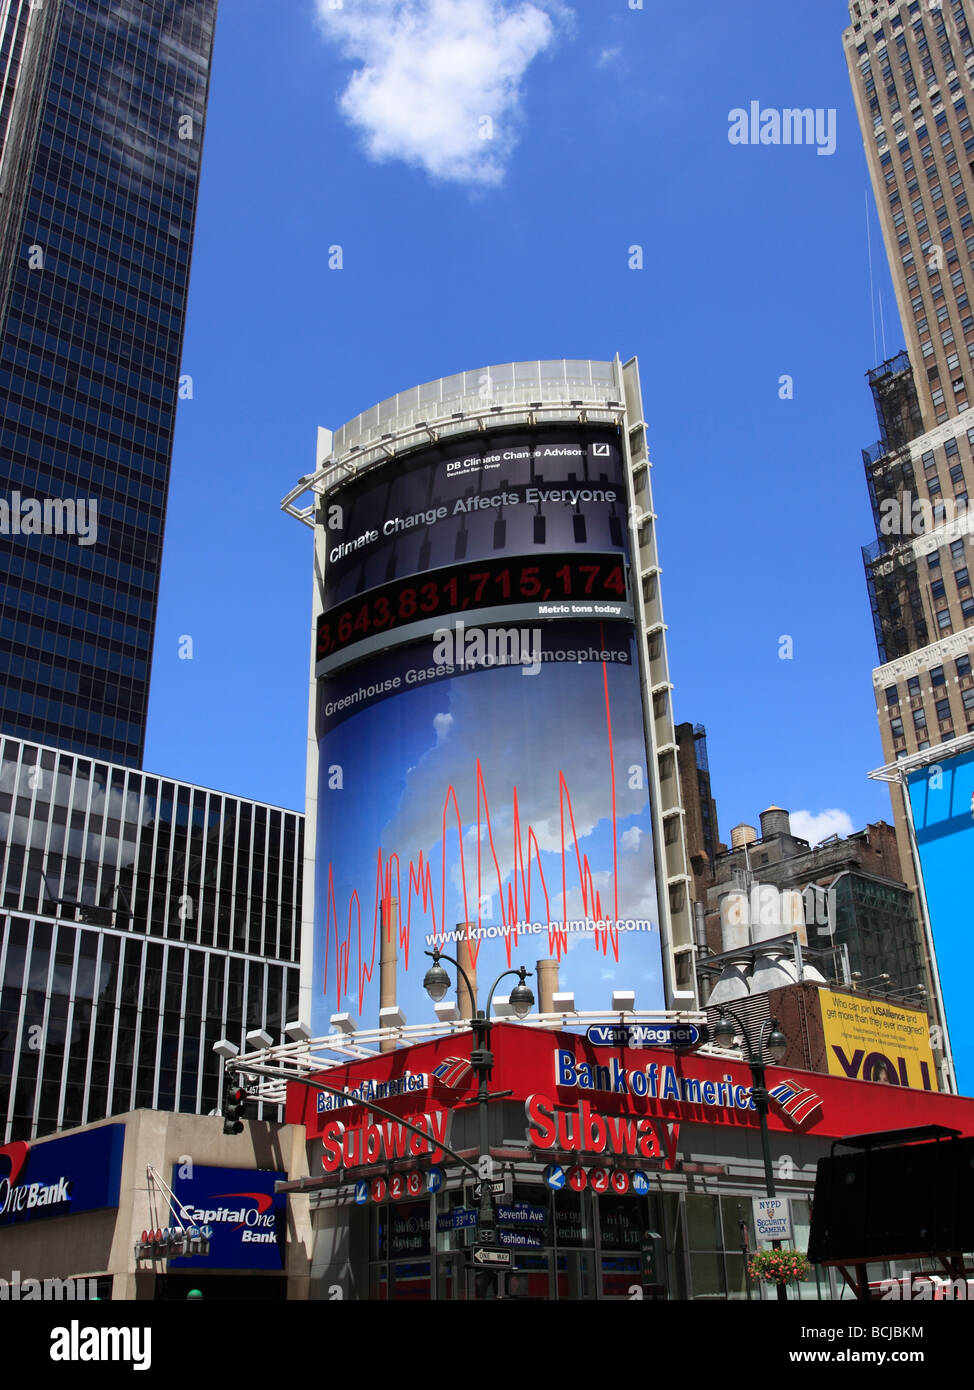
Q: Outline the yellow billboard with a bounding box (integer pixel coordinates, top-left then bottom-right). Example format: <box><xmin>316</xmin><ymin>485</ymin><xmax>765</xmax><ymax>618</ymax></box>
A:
<box><xmin>820</xmin><ymin>989</ymin><xmax>938</xmax><ymax>1092</ymax></box>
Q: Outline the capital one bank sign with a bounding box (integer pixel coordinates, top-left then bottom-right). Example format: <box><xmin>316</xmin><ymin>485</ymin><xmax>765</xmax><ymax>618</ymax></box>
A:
<box><xmin>0</xmin><ymin>1126</ymin><xmax>125</xmax><ymax>1227</ymax></box>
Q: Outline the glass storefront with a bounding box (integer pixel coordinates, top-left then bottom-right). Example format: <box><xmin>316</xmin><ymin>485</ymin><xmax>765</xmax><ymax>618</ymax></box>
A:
<box><xmin>330</xmin><ymin>1176</ymin><xmax>827</xmax><ymax>1301</ymax></box>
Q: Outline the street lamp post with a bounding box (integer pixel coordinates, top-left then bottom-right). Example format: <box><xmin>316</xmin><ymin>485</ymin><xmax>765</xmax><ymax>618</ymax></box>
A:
<box><xmin>424</xmin><ymin>948</ymin><xmax>534</xmax><ymax>1251</ymax></box>
<box><xmin>714</xmin><ymin>1008</ymin><xmax>789</xmax><ymax>1302</ymax></box>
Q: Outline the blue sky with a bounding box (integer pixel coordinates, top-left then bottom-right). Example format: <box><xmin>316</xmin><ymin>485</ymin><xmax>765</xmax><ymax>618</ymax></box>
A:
<box><xmin>145</xmin><ymin>0</ymin><xmax>899</xmax><ymax>850</ymax></box>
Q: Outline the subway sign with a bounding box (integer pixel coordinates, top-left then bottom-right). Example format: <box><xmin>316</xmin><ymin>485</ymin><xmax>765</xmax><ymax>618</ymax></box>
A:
<box><xmin>0</xmin><ymin>1126</ymin><xmax>125</xmax><ymax>1227</ymax></box>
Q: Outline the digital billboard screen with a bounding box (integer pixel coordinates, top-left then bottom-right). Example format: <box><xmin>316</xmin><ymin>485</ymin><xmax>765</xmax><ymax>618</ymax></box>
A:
<box><xmin>312</xmin><ymin>427</ymin><xmax>664</xmax><ymax>1036</ymax></box>
<box><xmin>313</xmin><ymin>618</ymin><xmax>664</xmax><ymax>1035</ymax></box>
<box><xmin>907</xmin><ymin>747</ymin><xmax>974</xmax><ymax>1092</ymax></box>
<box><xmin>317</xmin><ymin>429</ymin><xmax>632</xmax><ymax>673</ymax></box>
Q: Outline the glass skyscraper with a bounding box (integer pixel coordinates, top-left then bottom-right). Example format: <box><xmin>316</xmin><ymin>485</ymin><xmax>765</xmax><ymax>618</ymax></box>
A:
<box><xmin>0</xmin><ymin>0</ymin><xmax>218</xmax><ymax>765</ymax></box>
<box><xmin>0</xmin><ymin>733</ymin><xmax>302</xmax><ymax>1143</ymax></box>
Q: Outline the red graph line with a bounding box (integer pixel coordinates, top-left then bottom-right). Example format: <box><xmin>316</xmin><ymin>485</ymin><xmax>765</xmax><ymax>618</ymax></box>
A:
<box><xmin>322</xmin><ymin>656</ymin><xmax>626</xmax><ymax>1014</ymax></box>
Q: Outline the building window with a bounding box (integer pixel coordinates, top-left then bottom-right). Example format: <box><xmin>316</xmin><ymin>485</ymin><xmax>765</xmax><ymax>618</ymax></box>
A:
<box><xmin>937</xmin><ymin>608</ymin><xmax>953</xmax><ymax>628</ymax></box>
<box><xmin>935</xmin><ymin>697</ymin><xmax>952</xmax><ymax>721</ymax></box>
<box><xmin>956</xmin><ymin>567</ymin><xmax>971</xmax><ymax>588</ymax></box>
<box><xmin>931</xmin><ymin>665</ymin><xmax>945</xmax><ymax>686</ymax></box>
<box><xmin>885</xmin><ymin>684</ymin><xmax>900</xmax><ymax>706</ymax></box>
<box><xmin>958</xmin><ymin>654</ymin><xmax>972</xmax><ymax>678</ymax></box>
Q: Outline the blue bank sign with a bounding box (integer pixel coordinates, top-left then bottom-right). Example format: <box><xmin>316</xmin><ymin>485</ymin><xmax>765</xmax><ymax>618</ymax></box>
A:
<box><xmin>0</xmin><ymin>1125</ymin><xmax>125</xmax><ymax>1227</ymax></box>
<box><xmin>169</xmin><ymin>1165</ymin><xmax>286</xmax><ymax>1271</ymax></box>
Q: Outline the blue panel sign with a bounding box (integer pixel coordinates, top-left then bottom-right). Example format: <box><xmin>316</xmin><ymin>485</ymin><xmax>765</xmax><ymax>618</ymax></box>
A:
<box><xmin>169</xmin><ymin>1165</ymin><xmax>287</xmax><ymax>1271</ymax></box>
<box><xmin>497</xmin><ymin>1203</ymin><xmax>546</xmax><ymax>1226</ymax></box>
<box><xmin>908</xmin><ymin>748</ymin><xmax>974</xmax><ymax>1091</ymax></box>
<box><xmin>587</xmin><ymin>1023</ymin><xmax>706</xmax><ymax>1050</ymax></box>
<box><xmin>498</xmin><ymin>1228</ymin><xmax>544</xmax><ymax>1250</ymax></box>
<box><xmin>542</xmin><ymin>1164</ymin><xmax>565</xmax><ymax>1191</ymax></box>
<box><xmin>436</xmin><ymin>1208</ymin><xmax>479</xmax><ymax>1232</ymax></box>
<box><xmin>0</xmin><ymin>1124</ymin><xmax>124</xmax><ymax>1227</ymax></box>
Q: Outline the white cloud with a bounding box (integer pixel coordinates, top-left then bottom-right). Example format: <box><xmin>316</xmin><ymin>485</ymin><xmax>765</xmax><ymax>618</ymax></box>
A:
<box><xmin>621</xmin><ymin>825</ymin><xmax>642</xmax><ymax>852</ymax></box>
<box><xmin>597</xmin><ymin>45</ymin><xmax>620</xmax><ymax>67</ymax></box>
<box><xmin>789</xmin><ymin>808</ymin><xmax>855</xmax><ymax>847</ymax></box>
<box><xmin>314</xmin><ymin>0</ymin><xmax>563</xmax><ymax>186</ymax></box>
<box><xmin>433</xmin><ymin>711</ymin><xmax>454</xmax><ymax>742</ymax></box>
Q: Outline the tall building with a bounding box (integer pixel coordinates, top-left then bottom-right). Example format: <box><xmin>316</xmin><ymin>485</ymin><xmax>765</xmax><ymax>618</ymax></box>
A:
<box><xmin>0</xmin><ymin>734</ymin><xmax>302</xmax><ymax>1143</ymax></box>
<box><xmin>675</xmin><ymin>721</ymin><xmax>722</xmax><ymax>906</ymax></box>
<box><xmin>845</xmin><ymin>0</ymin><xmax>974</xmax><ymax>773</ymax></box>
<box><xmin>700</xmin><ymin>809</ymin><xmax>928</xmax><ymax>1008</ymax></box>
<box><xmin>0</xmin><ymin>0</ymin><xmax>218</xmax><ymax>766</ymax></box>
<box><xmin>844</xmin><ymin>0</ymin><xmax>974</xmax><ymax>1087</ymax></box>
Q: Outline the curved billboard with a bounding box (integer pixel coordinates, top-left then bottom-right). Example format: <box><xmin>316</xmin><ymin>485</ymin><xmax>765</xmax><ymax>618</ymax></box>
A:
<box><xmin>310</xmin><ymin>426</ymin><xmax>665</xmax><ymax>1035</ymax></box>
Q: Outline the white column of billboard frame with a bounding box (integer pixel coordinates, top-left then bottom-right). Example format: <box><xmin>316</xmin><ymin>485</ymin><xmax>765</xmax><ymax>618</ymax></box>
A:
<box><xmin>298</xmin><ymin>434</ymin><xmax>332</xmax><ymax>1032</ymax></box>
<box><xmin>617</xmin><ymin>356</ymin><xmax>697</xmax><ymax>1008</ymax></box>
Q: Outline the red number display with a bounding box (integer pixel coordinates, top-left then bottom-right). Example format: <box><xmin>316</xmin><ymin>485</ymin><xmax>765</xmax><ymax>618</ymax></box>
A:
<box><xmin>316</xmin><ymin>553</ymin><xmax>632</xmax><ymax>663</ymax></box>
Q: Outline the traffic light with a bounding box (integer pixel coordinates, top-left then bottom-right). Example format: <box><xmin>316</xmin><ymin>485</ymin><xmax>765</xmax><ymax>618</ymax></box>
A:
<box><xmin>223</xmin><ymin>1081</ymin><xmax>248</xmax><ymax>1135</ymax></box>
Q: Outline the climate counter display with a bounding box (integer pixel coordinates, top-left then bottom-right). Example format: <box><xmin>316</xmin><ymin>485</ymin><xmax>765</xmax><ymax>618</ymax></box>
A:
<box><xmin>308</xmin><ymin>422</ymin><xmax>664</xmax><ymax>1036</ymax></box>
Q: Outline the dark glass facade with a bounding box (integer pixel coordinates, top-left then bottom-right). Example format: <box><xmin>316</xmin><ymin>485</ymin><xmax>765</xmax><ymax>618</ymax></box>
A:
<box><xmin>0</xmin><ymin>735</ymin><xmax>302</xmax><ymax>1142</ymax></box>
<box><xmin>0</xmin><ymin>0</ymin><xmax>218</xmax><ymax>765</ymax></box>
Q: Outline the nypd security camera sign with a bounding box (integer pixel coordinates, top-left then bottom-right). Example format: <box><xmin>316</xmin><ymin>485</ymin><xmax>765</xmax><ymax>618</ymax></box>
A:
<box><xmin>753</xmin><ymin>1196</ymin><xmax>793</xmax><ymax>1244</ymax></box>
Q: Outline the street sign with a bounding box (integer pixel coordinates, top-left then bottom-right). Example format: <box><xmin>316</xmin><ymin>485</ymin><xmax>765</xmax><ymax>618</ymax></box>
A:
<box><xmin>587</xmin><ymin>1023</ymin><xmax>707</xmax><ymax>1050</ymax></box>
<box><xmin>542</xmin><ymin>1163</ymin><xmax>566</xmax><ymax>1191</ymax></box>
<box><xmin>497</xmin><ymin>1229</ymin><xmax>543</xmax><ymax>1250</ymax></box>
<box><xmin>469</xmin><ymin>1178</ymin><xmax>506</xmax><ymax>1202</ymax></box>
<box><xmin>426</xmin><ymin>1166</ymin><xmax>445</xmax><ymax>1194</ymax></box>
<box><xmin>753</xmin><ymin>1196</ymin><xmax>793</xmax><ymax>1243</ymax></box>
<box><xmin>353</xmin><ymin>1180</ymin><xmax>369</xmax><ymax>1205</ymax></box>
<box><xmin>436</xmin><ymin>1208</ymin><xmax>479</xmax><ymax>1232</ymax></box>
<box><xmin>496</xmin><ymin>1203</ymin><xmax>546</xmax><ymax>1225</ymax></box>
<box><xmin>641</xmin><ymin>1231</ymin><xmax>664</xmax><ymax>1291</ymax></box>
<box><xmin>472</xmin><ymin>1246</ymin><xmax>512</xmax><ymax>1268</ymax></box>
<box><xmin>567</xmin><ymin>1165</ymin><xmax>588</xmax><ymax>1192</ymax></box>
<box><xmin>631</xmin><ymin>1170</ymin><xmax>651</xmax><ymax>1195</ymax></box>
